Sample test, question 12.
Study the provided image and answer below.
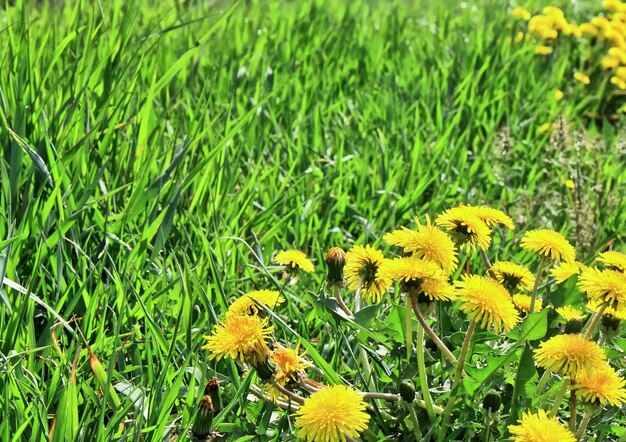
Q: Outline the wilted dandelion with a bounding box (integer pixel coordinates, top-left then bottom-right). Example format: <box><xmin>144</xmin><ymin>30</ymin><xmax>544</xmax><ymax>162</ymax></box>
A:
<box><xmin>275</xmin><ymin>250</ymin><xmax>315</xmax><ymax>273</ymax></box>
<box><xmin>344</xmin><ymin>245</ymin><xmax>390</xmax><ymax>303</ymax></box>
<box><xmin>521</xmin><ymin>229</ymin><xmax>576</xmax><ymax>263</ymax></box>
<box><xmin>295</xmin><ymin>385</ymin><xmax>370</xmax><ymax>442</ymax></box>
<box><xmin>575</xmin><ymin>363</ymin><xmax>626</xmax><ymax>407</ymax></box>
<box><xmin>204</xmin><ymin>315</ymin><xmax>273</xmax><ymax>365</ymax></box>
<box><xmin>492</xmin><ymin>261</ymin><xmax>535</xmax><ymax>292</ymax></box>
<box><xmin>455</xmin><ymin>275</ymin><xmax>520</xmax><ymax>332</ymax></box>
<box><xmin>534</xmin><ymin>334</ymin><xmax>606</xmax><ymax>376</ymax></box>
<box><xmin>271</xmin><ymin>346</ymin><xmax>310</xmax><ymax>385</ymax></box>
<box><xmin>508</xmin><ymin>409</ymin><xmax>576</xmax><ymax>442</ymax></box>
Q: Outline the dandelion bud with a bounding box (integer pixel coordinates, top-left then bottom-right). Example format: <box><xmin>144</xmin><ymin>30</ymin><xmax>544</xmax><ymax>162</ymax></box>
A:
<box><xmin>207</xmin><ymin>377</ymin><xmax>222</xmax><ymax>413</ymax></box>
<box><xmin>482</xmin><ymin>389</ymin><xmax>502</xmax><ymax>413</ymax></box>
<box><xmin>252</xmin><ymin>358</ymin><xmax>276</xmax><ymax>381</ymax></box>
<box><xmin>192</xmin><ymin>393</ymin><xmax>214</xmax><ymax>438</ymax></box>
<box><xmin>325</xmin><ymin>246</ymin><xmax>347</xmax><ymax>286</ymax></box>
<box><xmin>399</xmin><ymin>379</ymin><xmax>416</xmax><ymax>403</ymax></box>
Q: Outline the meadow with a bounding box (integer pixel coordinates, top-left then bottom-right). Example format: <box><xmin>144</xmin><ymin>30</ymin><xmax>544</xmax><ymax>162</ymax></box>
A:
<box><xmin>2</xmin><ymin>0</ymin><xmax>626</xmax><ymax>440</ymax></box>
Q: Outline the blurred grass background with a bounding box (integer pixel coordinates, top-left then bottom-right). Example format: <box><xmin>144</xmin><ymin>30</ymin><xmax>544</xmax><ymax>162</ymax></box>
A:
<box><xmin>1</xmin><ymin>0</ymin><xmax>625</xmax><ymax>440</ymax></box>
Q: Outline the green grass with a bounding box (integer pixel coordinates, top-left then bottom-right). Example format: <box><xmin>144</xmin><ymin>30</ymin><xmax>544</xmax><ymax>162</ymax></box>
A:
<box><xmin>2</xmin><ymin>0</ymin><xmax>626</xmax><ymax>440</ymax></box>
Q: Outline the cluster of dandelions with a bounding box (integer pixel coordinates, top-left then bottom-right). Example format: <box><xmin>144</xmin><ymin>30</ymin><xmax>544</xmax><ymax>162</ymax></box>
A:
<box><xmin>200</xmin><ymin>204</ymin><xmax>626</xmax><ymax>441</ymax></box>
<box><xmin>511</xmin><ymin>2</ymin><xmax>626</xmax><ymax>118</ymax></box>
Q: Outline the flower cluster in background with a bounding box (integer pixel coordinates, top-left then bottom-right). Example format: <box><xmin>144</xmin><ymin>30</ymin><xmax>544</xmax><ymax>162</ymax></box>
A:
<box><xmin>200</xmin><ymin>204</ymin><xmax>626</xmax><ymax>441</ymax></box>
<box><xmin>512</xmin><ymin>1</ymin><xmax>626</xmax><ymax>115</ymax></box>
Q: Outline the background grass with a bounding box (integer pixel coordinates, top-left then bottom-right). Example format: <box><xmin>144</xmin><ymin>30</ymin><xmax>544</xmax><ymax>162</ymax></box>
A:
<box><xmin>1</xmin><ymin>0</ymin><xmax>626</xmax><ymax>440</ymax></box>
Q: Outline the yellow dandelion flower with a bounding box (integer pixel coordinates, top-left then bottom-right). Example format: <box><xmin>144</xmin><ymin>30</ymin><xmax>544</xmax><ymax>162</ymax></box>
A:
<box><xmin>575</xmin><ymin>363</ymin><xmax>626</xmax><ymax>406</ymax></box>
<box><xmin>550</xmin><ymin>262</ymin><xmax>585</xmax><ymax>283</ymax></box>
<box><xmin>542</xmin><ymin>6</ymin><xmax>564</xmax><ymax>17</ymax></box>
<box><xmin>556</xmin><ymin>306</ymin><xmax>586</xmax><ymax>322</ymax></box>
<box><xmin>511</xmin><ymin>6</ymin><xmax>531</xmax><ymax>20</ymax></box>
<box><xmin>611</xmin><ymin>76</ymin><xmax>626</xmax><ymax>90</ymax></box>
<box><xmin>271</xmin><ymin>346</ymin><xmax>310</xmax><ymax>385</ymax></box>
<box><xmin>563</xmin><ymin>24</ymin><xmax>581</xmax><ymax>37</ymax></box>
<box><xmin>541</xmin><ymin>28</ymin><xmax>559</xmax><ymax>40</ymax></box>
<box><xmin>203</xmin><ymin>315</ymin><xmax>273</xmax><ymax>365</ymax></box>
<box><xmin>521</xmin><ymin>229</ymin><xmax>576</xmax><ymax>263</ymax></box>
<box><xmin>345</xmin><ymin>245</ymin><xmax>391</xmax><ymax>303</ymax></box>
<box><xmin>579</xmin><ymin>23</ymin><xmax>598</xmax><ymax>36</ymax></box>
<box><xmin>465</xmin><ymin>205</ymin><xmax>515</xmax><ymax>230</ymax></box>
<box><xmin>382</xmin><ymin>216</ymin><xmax>458</xmax><ymax>275</ymax></box>
<box><xmin>295</xmin><ymin>385</ymin><xmax>370</xmax><ymax>442</ymax></box>
<box><xmin>609</xmin><ymin>46</ymin><xmax>626</xmax><ymax>63</ymax></box>
<box><xmin>435</xmin><ymin>206</ymin><xmax>492</xmax><ymax>251</ymax></box>
<box><xmin>592</xmin><ymin>16</ymin><xmax>611</xmax><ymax>29</ymax></box>
<box><xmin>565</xmin><ymin>179</ymin><xmax>575</xmax><ymax>189</ymax></box>
<box><xmin>538</xmin><ymin>122</ymin><xmax>555</xmax><ymax>134</ymax></box>
<box><xmin>534</xmin><ymin>334</ymin><xmax>606</xmax><ymax>377</ymax></box>
<box><xmin>617</xmin><ymin>66</ymin><xmax>626</xmax><ymax>80</ymax></box>
<box><xmin>586</xmin><ymin>298</ymin><xmax>626</xmax><ymax>321</ymax></box>
<box><xmin>535</xmin><ymin>45</ymin><xmax>553</xmax><ymax>55</ymax></box>
<box><xmin>574</xmin><ymin>72</ymin><xmax>591</xmax><ymax>85</ymax></box>
<box><xmin>554</xmin><ymin>89</ymin><xmax>564</xmax><ymax>101</ymax></box>
<box><xmin>515</xmin><ymin>31</ymin><xmax>525</xmax><ymax>43</ymax></box>
<box><xmin>455</xmin><ymin>275</ymin><xmax>520</xmax><ymax>332</ymax></box>
<box><xmin>226</xmin><ymin>290</ymin><xmax>284</xmax><ymax>318</ymax></box>
<box><xmin>597</xmin><ymin>250</ymin><xmax>626</xmax><ymax>272</ymax></box>
<box><xmin>605</xmin><ymin>0</ymin><xmax>623</xmax><ymax>11</ymax></box>
<box><xmin>602</xmin><ymin>55</ymin><xmax>620</xmax><ymax>69</ymax></box>
<box><xmin>275</xmin><ymin>250</ymin><xmax>315</xmax><ymax>273</ymax></box>
<box><xmin>578</xmin><ymin>267</ymin><xmax>626</xmax><ymax>308</ymax></box>
<box><xmin>508</xmin><ymin>409</ymin><xmax>576</xmax><ymax>442</ymax></box>
<box><xmin>513</xmin><ymin>294</ymin><xmax>542</xmax><ymax>314</ymax></box>
<box><xmin>377</xmin><ymin>257</ymin><xmax>452</xmax><ymax>301</ymax></box>
<box><xmin>492</xmin><ymin>261</ymin><xmax>535</xmax><ymax>292</ymax></box>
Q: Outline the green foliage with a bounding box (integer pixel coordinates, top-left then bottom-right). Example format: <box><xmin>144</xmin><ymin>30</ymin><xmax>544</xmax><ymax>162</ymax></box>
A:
<box><xmin>1</xmin><ymin>0</ymin><xmax>626</xmax><ymax>440</ymax></box>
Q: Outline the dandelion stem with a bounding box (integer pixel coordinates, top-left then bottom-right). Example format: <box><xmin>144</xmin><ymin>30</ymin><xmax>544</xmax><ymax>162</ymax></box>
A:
<box><xmin>438</xmin><ymin>320</ymin><xmax>477</xmax><ymax>442</ymax></box>
<box><xmin>409</xmin><ymin>404</ymin><xmax>423</xmax><ymax>440</ymax></box>
<box><xmin>332</xmin><ymin>286</ymin><xmax>353</xmax><ymax>318</ymax></box>
<box><xmin>249</xmin><ymin>385</ymin><xmax>299</xmax><ymax>411</ymax></box>
<box><xmin>480</xmin><ymin>249</ymin><xmax>496</xmax><ymax>279</ymax></box>
<box><xmin>529</xmin><ymin>258</ymin><xmax>547</xmax><ymax>314</ymax></box>
<box><xmin>575</xmin><ymin>407</ymin><xmax>594</xmax><ymax>440</ymax></box>
<box><xmin>582</xmin><ymin>301</ymin><xmax>609</xmax><ymax>339</ymax></box>
<box><xmin>417</xmin><ymin>323</ymin><xmax>437</xmax><ymax>423</ymax></box>
<box><xmin>360</xmin><ymin>392</ymin><xmax>400</xmax><ymax>401</ymax></box>
<box><xmin>536</xmin><ymin>369</ymin><xmax>553</xmax><ymax>393</ymax></box>
<box><xmin>271</xmin><ymin>381</ymin><xmax>305</xmax><ymax>404</ymax></box>
<box><xmin>569</xmin><ymin>383</ymin><xmax>576</xmax><ymax>433</ymax></box>
<box><xmin>549</xmin><ymin>381</ymin><xmax>569</xmax><ymax>416</ymax></box>
<box><xmin>410</xmin><ymin>296</ymin><xmax>457</xmax><ymax>364</ymax></box>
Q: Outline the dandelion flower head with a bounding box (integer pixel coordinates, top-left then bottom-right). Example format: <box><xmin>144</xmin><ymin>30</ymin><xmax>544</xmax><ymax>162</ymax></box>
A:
<box><xmin>271</xmin><ymin>346</ymin><xmax>310</xmax><ymax>385</ymax></box>
<box><xmin>521</xmin><ymin>229</ymin><xmax>576</xmax><ymax>263</ymax></box>
<box><xmin>597</xmin><ymin>250</ymin><xmax>626</xmax><ymax>272</ymax></box>
<box><xmin>275</xmin><ymin>250</ymin><xmax>315</xmax><ymax>273</ymax></box>
<box><xmin>377</xmin><ymin>256</ymin><xmax>453</xmax><ymax>301</ymax></box>
<box><xmin>492</xmin><ymin>261</ymin><xmax>535</xmax><ymax>292</ymax></box>
<box><xmin>226</xmin><ymin>290</ymin><xmax>284</xmax><ymax>318</ymax></box>
<box><xmin>382</xmin><ymin>215</ymin><xmax>458</xmax><ymax>275</ymax></box>
<box><xmin>550</xmin><ymin>262</ymin><xmax>585</xmax><ymax>284</ymax></box>
<box><xmin>555</xmin><ymin>306</ymin><xmax>585</xmax><ymax>322</ymax></box>
<box><xmin>203</xmin><ymin>314</ymin><xmax>273</xmax><ymax>365</ymax></box>
<box><xmin>508</xmin><ymin>409</ymin><xmax>576</xmax><ymax>442</ymax></box>
<box><xmin>534</xmin><ymin>334</ymin><xmax>606</xmax><ymax>377</ymax></box>
<box><xmin>344</xmin><ymin>245</ymin><xmax>391</xmax><ymax>303</ymax></box>
<box><xmin>295</xmin><ymin>385</ymin><xmax>370</xmax><ymax>442</ymax></box>
<box><xmin>513</xmin><ymin>294</ymin><xmax>542</xmax><ymax>315</ymax></box>
<box><xmin>455</xmin><ymin>275</ymin><xmax>520</xmax><ymax>332</ymax></box>
<box><xmin>574</xmin><ymin>363</ymin><xmax>626</xmax><ymax>407</ymax></box>
<box><xmin>578</xmin><ymin>267</ymin><xmax>626</xmax><ymax>309</ymax></box>
<box><xmin>435</xmin><ymin>206</ymin><xmax>492</xmax><ymax>251</ymax></box>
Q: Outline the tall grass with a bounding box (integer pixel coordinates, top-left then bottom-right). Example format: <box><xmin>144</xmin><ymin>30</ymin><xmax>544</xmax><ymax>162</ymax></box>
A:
<box><xmin>1</xmin><ymin>0</ymin><xmax>625</xmax><ymax>440</ymax></box>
